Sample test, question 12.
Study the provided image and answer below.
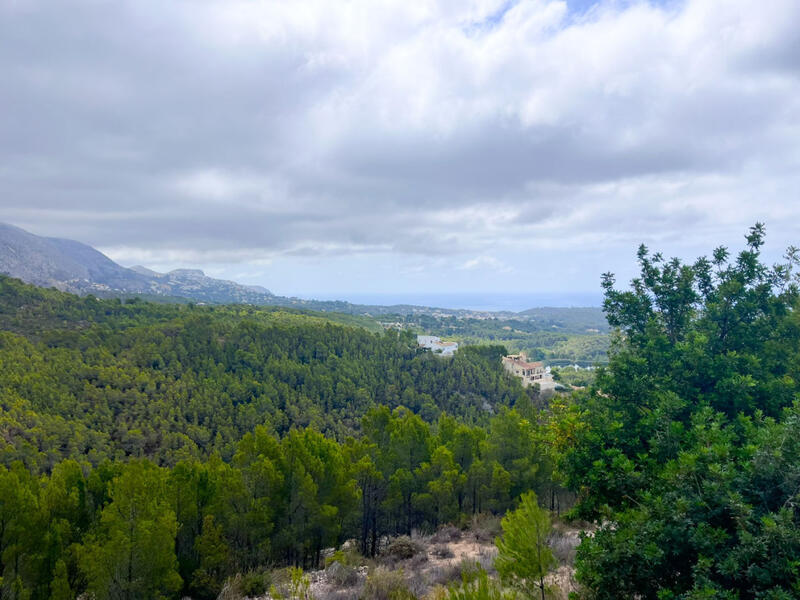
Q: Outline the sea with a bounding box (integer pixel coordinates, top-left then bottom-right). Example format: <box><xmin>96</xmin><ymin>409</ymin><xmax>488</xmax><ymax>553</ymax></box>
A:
<box><xmin>308</xmin><ymin>292</ymin><xmax>603</xmax><ymax>313</ymax></box>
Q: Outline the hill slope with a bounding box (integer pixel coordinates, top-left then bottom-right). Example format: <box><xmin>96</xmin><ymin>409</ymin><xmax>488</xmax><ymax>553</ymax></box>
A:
<box><xmin>0</xmin><ymin>222</ymin><xmax>276</xmax><ymax>303</ymax></box>
<box><xmin>0</xmin><ymin>275</ymin><xmax>528</xmax><ymax>469</ymax></box>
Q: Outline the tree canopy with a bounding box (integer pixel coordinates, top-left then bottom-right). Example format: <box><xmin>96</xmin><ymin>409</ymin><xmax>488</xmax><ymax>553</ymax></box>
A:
<box><xmin>0</xmin><ymin>276</ymin><xmax>566</xmax><ymax>599</ymax></box>
<box><xmin>567</xmin><ymin>225</ymin><xmax>800</xmax><ymax>598</ymax></box>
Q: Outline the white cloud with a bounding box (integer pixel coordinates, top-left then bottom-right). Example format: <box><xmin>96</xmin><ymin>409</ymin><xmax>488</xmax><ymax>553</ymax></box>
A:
<box><xmin>0</xmin><ymin>0</ymin><xmax>798</xmax><ymax>295</ymax></box>
<box><xmin>460</xmin><ymin>256</ymin><xmax>514</xmax><ymax>272</ymax></box>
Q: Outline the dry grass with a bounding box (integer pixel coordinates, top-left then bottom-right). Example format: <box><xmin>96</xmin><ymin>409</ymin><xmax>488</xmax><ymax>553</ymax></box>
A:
<box><xmin>468</xmin><ymin>514</ymin><xmax>502</xmax><ymax>544</ymax></box>
<box><xmin>431</xmin><ymin>544</ymin><xmax>455</xmax><ymax>559</ymax></box>
<box><xmin>425</xmin><ymin>561</ymin><xmax>464</xmax><ymax>587</ymax></box>
<box><xmin>430</xmin><ymin>525</ymin><xmax>462</xmax><ymax>544</ymax></box>
<box><xmin>362</xmin><ymin>567</ymin><xmax>411</xmax><ymax>600</ymax></box>
<box><xmin>228</xmin><ymin>517</ymin><xmax>590</xmax><ymax>600</ymax></box>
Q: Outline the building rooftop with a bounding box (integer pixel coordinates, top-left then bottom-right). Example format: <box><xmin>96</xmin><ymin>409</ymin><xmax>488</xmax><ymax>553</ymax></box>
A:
<box><xmin>502</xmin><ymin>354</ymin><xmax>544</xmax><ymax>369</ymax></box>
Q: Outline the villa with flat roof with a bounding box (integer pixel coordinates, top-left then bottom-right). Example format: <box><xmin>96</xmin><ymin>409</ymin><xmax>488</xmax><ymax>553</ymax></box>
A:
<box><xmin>502</xmin><ymin>353</ymin><xmax>555</xmax><ymax>390</ymax></box>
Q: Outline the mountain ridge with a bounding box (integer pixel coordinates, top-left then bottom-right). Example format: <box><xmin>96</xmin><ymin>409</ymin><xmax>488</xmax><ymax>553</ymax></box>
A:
<box><xmin>0</xmin><ymin>222</ymin><xmax>276</xmax><ymax>305</ymax></box>
<box><xmin>0</xmin><ymin>222</ymin><xmax>605</xmax><ymax>321</ymax></box>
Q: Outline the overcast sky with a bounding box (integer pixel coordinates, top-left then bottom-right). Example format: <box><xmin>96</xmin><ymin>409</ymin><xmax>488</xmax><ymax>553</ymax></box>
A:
<box><xmin>1</xmin><ymin>0</ymin><xmax>798</xmax><ymax>303</ymax></box>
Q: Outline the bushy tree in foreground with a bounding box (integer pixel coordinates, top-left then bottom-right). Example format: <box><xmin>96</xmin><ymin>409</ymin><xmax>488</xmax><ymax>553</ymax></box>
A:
<box><xmin>567</xmin><ymin>225</ymin><xmax>800</xmax><ymax>598</ymax></box>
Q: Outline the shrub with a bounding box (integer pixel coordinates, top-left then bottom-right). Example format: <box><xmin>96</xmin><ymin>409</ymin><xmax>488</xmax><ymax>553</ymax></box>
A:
<box><xmin>457</xmin><ymin>561</ymin><xmax>485</xmax><ymax>585</ymax></box>
<box><xmin>287</xmin><ymin>567</ymin><xmax>313</xmax><ymax>600</ymax></box>
<box><xmin>362</xmin><ymin>567</ymin><xmax>412</xmax><ymax>600</ymax></box>
<box><xmin>475</xmin><ymin>548</ymin><xmax>498</xmax><ymax>575</ymax></box>
<box><xmin>217</xmin><ymin>574</ymin><xmax>244</xmax><ymax>600</ymax></box>
<box><xmin>404</xmin><ymin>552</ymin><xmax>429</xmax><ymax>570</ymax></box>
<box><xmin>241</xmin><ymin>569</ymin><xmax>271</xmax><ymax>596</ymax></box>
<box><xmin>385</xmin><ymin>536</ymin><xmax>424</xmax><ymax>560</ymax></box>
<box><xmin>326</xmin><ymin>548</ymin><xmax>365</xmax><ymax>568</ymax></box>
<box><xmin>431</xmin><ymin>525</ymin><xmax>462</xmax><ymax>544</ymax></box>
<box><xmin>547</xmin><ymin>530</ymin><xmax>578</xmax><ymax>565</ymax></box>
<box><xmin>427</xmin><ymin>563</ymin><xmax>464</xmax><ymax>587</ymax></box>
<box><xmin>269</xmin><ymin>567</ymin><xmax>313</xmax><ymax>600</ymax></box>
<box><xmin>327</xmin><ymin>561</ymin><xmax>360</xmax><ymax>587</ymax></box>
<box><xmin>217</xmin><ymin>570</ymin><xmax>272</xmax><ymax>600</ymax></box>
<box><xmin>445</xmin><ymin>568</ymin><xmax>517</xmax><ymax>600</ymax></box>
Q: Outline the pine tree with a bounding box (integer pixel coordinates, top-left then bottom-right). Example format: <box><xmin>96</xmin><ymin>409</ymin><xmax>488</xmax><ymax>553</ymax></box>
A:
<box><xmin>49</xmin><ymin>559</ymin><xmax>72</xmax><ymax>600</ymax></box>
<box><xmin>495</xmin><ymin>492</ymin><xmax>556</xmax><ymax>600</ymax></box>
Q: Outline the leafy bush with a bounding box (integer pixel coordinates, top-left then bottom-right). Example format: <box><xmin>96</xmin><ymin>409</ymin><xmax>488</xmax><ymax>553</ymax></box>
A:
<box><xmin>217</xmin><ymin>570</ymin><xmax>272</xmax><ymax>600</ymax></box>
<box><xmin>326</xmin><ymin>548</ymin><xmax>364</xmax><ymax>568</ymax></box>
<box><xmin>326</xmin><ymin>561</ymin><xmax>359</xmax><ymax>587</ymax></box>
<box><xmin>270</xmin><ymin>567</ymin><xmax>313</xmax><ymax>600</ymax></box>
<box><xmin>385</xmin><ymin>536</ymin><xmax>424</xmax><ymax>560</ymax></box>
<box><xmin>241</xmin><ymin>569</ymin><xmax>271</xmax><ymax>596</ymax></box>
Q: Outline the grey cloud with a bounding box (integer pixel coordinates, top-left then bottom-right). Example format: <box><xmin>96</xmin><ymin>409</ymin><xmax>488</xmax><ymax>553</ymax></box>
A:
<box><xmin>0</xmin><ymin>0</ymin><xmax>799</xmax><ymax>294</ymax></box>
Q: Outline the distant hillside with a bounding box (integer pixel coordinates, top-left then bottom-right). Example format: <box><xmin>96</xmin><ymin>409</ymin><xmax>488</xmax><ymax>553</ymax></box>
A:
<box><xmin>0</xmin><ymin>222</ymin><xmax>277</xmax><ymax>304</ymax></box>
<box><xmin>517</xmin><ymin>306</ymin><xmax>608</xmax><ymax>332</ymax></box>
<box><xmin>0</xmin><ymin>222</ymin><xmax>607</xmax><ymax>323</ymax></box>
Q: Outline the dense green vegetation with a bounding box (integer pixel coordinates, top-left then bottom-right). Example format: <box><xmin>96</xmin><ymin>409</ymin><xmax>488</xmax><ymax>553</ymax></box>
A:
<box><xmin>0</xmin><ymin>275</ymin><xmax>536</xmax><ymax>471</ymax></box>
<box><xmin>0</xmin><ymin>275</ymin><xmax>568</xmax><ymax>599</ymax></box>
<box><xmin>566</xmin><ymin>225</ymin><xmax>800</xmax><ymax>598</ymax></box>
<box><xmin>4</xmin><ymin>225</ymin><xmax>799</xmax><ymax>599</ymax></box>
<box><xmin>0</xmin><ymin>405</ymin><xmax>563</xmax><ymax>599</ymax></box>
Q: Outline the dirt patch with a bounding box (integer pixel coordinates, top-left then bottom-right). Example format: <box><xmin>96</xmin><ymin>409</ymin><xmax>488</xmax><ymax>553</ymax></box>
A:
<box><xmin>424</xmin><ymin>538</ymin><xmax>494</xmax><ymax>571</ymax></box>
<box><xmin>545</xmin><ymin>565</ymin><xmax>580</xmax><ymax>600</ymax></box>
<box><xmin>261</xmin><ymin>521</ymin><xmax>590</xmax><ymax>600</ymax></box>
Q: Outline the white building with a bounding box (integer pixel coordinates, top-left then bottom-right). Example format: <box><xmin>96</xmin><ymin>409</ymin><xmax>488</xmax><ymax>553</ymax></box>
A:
<box><xmin>502</xmin><ymin>353</ymin><xmax>556</xmax><ymax>391</ymax></box>
<box><xmin>417</xmin><ymin>335</ymin><xmax>458</xmax><ymax>356</ymax></box>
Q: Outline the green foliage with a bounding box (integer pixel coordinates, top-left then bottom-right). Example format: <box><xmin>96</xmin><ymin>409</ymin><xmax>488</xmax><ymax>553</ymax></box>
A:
<box><xmin>0</xmin><ymin>275</ymin><xmax>530</xmax><ymax>471</ymax></box>
<box><xmin>446</xmin><ymin>567</ymin><xmax>518</xmax><ymax>600</ymax></box>
<box><xmin>495</xmin><ymin>492</ymin><xmax>556</xmax><ymax>600</ymax></box>
<box><xmin>324</xmin><ymin>548</ymin><xmax>363</xmax><ymax>568</ymax></box>
<box><xmin>239</xmin><ymin>568</ymin><xmax>271</xmax><ymax>597</ymax></box>
<box><xmin>0</xmin><ymin>276</ymin><xmax>570</xmax><ymax>600</ymax></box>
<box><xmin>48</xmin><ymin>560</ymin><xmax>72</xmax><ymax>600</ymax></box>
<box><xmin>79</xmin><ymin>460</ymin><xmax>182</xmax><ymax>600</ymax></box>
<box><xmin>565</xmin><ymin>227</ymin><xmax>800</xmax><ymax>598</ymax></box>
<box><xmin>286</xmin><ymin>566</ymin><xmax>312</xmax><ymax>600</ymax></box>
<box><xmin>192</xmin><ymin>515</ymin><xmax>231</xmax><ymax>598</ymax></box>
<box><xmin>550</xmin><ymin>366</ymin><xmax>595</xmax><ymax>388</ymax></box>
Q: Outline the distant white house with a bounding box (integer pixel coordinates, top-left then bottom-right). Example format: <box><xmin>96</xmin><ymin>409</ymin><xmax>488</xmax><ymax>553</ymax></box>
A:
<box><xmin>502</xmin><ymin>353</ymin><xmax>556</xmax><ymax>391</ymax></box>
<box><xmin>417</xmin><ymin>335</ymin><xmax>458</xmax><ymax>356</ymax></box>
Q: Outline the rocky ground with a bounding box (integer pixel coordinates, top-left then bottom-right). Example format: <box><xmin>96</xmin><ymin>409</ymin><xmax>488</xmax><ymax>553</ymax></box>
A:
<box><xmin>218</xmin><ymin>516</ymin><xmax>587</xmax><ymax>600</ymax></box>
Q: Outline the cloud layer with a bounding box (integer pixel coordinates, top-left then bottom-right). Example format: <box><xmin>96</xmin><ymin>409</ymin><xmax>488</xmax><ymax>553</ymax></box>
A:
<box><xmin>1</xmin><ymin>0</ymin><xmax>798</xmax><ymax>297</ymax></box>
